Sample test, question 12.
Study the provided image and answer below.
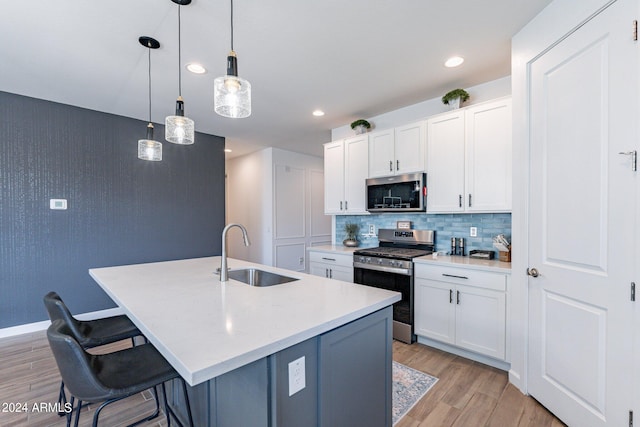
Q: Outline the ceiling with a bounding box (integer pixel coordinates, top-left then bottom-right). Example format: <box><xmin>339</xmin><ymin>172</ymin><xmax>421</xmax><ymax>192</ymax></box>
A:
<box><xmin>0</xmin><ymin>0</ymin><xmax>552</xmax><ymax>159</ymax></box>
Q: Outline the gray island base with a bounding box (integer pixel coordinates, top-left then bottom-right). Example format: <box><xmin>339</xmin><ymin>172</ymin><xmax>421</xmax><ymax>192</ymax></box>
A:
<box><xmin>167</xmin><ymin>306</ymin><xmax>393</xmax><ymax>427</ymax></box>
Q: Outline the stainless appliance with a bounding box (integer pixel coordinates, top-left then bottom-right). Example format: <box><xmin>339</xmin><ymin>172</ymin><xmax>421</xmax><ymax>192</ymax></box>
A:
<box><xmin>353</xmin><ymin>229</ymin><xmax>435</xmax><ymax>343</ymax></box>
<box><xmin>366</xmin><ymin>173</ymin><xmax>426</xmax><ymax>213</ymax></box>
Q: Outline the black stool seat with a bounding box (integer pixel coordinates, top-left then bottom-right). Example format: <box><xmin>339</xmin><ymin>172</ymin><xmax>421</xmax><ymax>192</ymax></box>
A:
<box><xmin>75</xmin><ymin>314</ymin><xmax>141</xmax><ymax>348</ymax></box>
<box><xmin>43</xmin><ymin>291</ymin><xmax>141</xmax><ymax>348</ymax></box>
<box><xmin>47</xmin><ymin>320</ymin><xmax>193</xmax><ymax>427</ymax></box>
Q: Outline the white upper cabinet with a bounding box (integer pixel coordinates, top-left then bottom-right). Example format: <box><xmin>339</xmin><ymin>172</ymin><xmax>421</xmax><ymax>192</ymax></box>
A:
<box><xmin>426</xmin><ymin>111</ymin><xmax>466</xmax><ymax>212</ymax></box>
<box><xmin>323</xmin><ymin>135</ymin><xmax>369</xmax><ymax>215</ymax></box>
<box><xmin>395</xmin><ymin>121</ymin><xmax>426</xmax><ymax>175</ymax></box>
<box><xmin>426</xmin><ymin>97</ymin><xmax>512</xmax><ymax>213</ymax></box>
<box><xmin>465</xmin><ymin>99</ymin><xmax>512</xmax><ymax>212</ymax></box>
<box><xmin>368</xmin><ymin>121</ymin><xmax>426</xmax><ymax>178</ymax></box>
<box><xmin>368</xmin><ymin>129</ymin><xmax>395</xmax><ymax>177</ymax></box>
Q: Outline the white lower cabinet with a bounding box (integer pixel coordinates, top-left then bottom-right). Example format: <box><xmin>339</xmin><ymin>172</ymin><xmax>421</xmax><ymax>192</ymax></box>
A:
<box><xmin>308</xmin><ymin>250</ymin><xmax>353</xmax><ymax>282</ymax></box>
<box><xmin>414</xmin><ymin>263</ymin><xmax>507</xmax><ymax>361</ymax></box>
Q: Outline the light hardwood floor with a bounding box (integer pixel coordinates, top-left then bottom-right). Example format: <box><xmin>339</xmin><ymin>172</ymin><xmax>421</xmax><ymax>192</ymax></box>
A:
<box><xmin>0</xmin><ymin>331</ymin><xmax>564</xmax><ymax>426</ymax></box>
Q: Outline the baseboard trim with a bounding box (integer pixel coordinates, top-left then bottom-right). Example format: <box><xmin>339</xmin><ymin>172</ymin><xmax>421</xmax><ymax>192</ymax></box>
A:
<box><xmin>416</xmin><ymin>336</ymin><xmax>511</xmax><ymax>371</ymax></box>
<box><xmin>0</xmin><ymin>307</ymin><xmax>125</xmax><ymax>339</ymax></box>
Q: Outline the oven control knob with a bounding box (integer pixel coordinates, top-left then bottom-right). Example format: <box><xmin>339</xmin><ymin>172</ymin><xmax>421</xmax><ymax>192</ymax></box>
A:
<box><xmin>377</xmin><ymin>258</ymin><xmax>383</xmax><ymax>265</ymax></box>
<box><xmin>365</xmin><ymin>257</ymin><xmax>371</xmax><ymax>263</ymax></box>
<box><xmin>389</xmin><ymin>260</ymin><xmax>396</xmax><ymax>267</ymax></box>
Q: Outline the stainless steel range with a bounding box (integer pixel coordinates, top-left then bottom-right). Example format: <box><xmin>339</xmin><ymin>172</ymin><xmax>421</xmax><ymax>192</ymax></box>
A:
<box><xmin>353</xmin><ymin>229</ymin><xmax>435</xmax><ymax>344</ymax></box>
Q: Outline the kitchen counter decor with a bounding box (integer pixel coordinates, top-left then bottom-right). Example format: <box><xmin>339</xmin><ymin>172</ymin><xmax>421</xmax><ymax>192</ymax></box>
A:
<box><xmin>343</xmin><ymin>222</ymin><xmax>360</xmax><ymax>247</ymax></box>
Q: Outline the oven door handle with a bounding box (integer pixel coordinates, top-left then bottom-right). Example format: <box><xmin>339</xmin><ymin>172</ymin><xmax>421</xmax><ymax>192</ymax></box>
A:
<box><xmin>353</xmin><ymin>262</ymin><xmax>412</xmax><ymax>276</ymax></box>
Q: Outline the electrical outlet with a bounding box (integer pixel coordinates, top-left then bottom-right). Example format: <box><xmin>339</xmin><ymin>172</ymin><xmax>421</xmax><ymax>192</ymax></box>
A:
<box><xmin>288</xmin><ymin>356</ymin><xmax>306</xmax><ymax>396</ymax></box>
<box><xmin>368</xmin><ymin>224</ymin><xmax>375</xmax><ymax>235</ymax></box>
<box><xmin>470</xmin><ymin>227</ymin><xmax>477</xmax><ymax>237</ymax></box>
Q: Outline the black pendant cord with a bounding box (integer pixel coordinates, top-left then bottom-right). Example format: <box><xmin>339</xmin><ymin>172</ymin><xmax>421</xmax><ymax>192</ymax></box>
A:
<box><xmin>230</xmin><ymin>0</ymin><xmax>234</xmax><ymax>51</ymax></box>
<box><xmin>148</xmin><ymin>47</ymin><xmax>152</xmax><ymax>124</ymax></box>
<box><xmin>178</xmin><ymin>5</ymin><xmax>182</xmax><ymax>97</ymax></box>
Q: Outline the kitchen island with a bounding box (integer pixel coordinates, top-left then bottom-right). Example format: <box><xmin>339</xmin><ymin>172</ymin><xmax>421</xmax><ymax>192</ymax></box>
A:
<box><xmin>89</xmin><ymin>256</ymin><xmax>400</xmax><ymax>427</ymax></box>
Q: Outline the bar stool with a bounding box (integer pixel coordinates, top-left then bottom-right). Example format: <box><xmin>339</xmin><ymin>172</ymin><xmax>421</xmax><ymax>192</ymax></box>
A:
<box><xmin>47</xmin><ymin>319</ymin><xmax>194</xmax><ymax>427</ymax></box>
<box><xmin>43</xmin><ymin>291</ymin><xmax>143</xmax><ymax>416</ymax></box>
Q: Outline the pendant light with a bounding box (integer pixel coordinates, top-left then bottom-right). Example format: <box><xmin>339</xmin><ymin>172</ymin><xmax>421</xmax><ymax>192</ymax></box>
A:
<box><xmin>214</xmin><ymin>0</ymin><xmax>251</xmax><ymax>118</ymax></box>
<box><xmin>165</xmin><ymin>0</ymin><xmax>195</xmax><ymax>145</ymax></box>
<box><xmin>138</xmin><ymin>36</ymin><xmax>162</xmax><ymax>161</ymax></box>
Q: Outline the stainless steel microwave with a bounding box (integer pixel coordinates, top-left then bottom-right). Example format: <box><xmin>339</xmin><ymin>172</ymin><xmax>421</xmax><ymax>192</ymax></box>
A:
<box><xmin>366</xmin><ymin>172</ymin><xmax>426</xmax><ymax>212</ymax></box>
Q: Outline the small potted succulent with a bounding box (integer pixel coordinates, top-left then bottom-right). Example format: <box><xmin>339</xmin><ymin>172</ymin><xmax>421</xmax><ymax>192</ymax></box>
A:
<box><xmin>343</xmin><ymin>223</ymin><xmax>360</xmax><ymax>247</ymax></box>
<box><xmin>350</xmin><ymin>119</ymin><xmax>371</xmax><ymax>135</ymax></box>
<box><xmin>441</xmin><ymin>88</ymin><xmax>470</xmax><ymax>109</ymax></box>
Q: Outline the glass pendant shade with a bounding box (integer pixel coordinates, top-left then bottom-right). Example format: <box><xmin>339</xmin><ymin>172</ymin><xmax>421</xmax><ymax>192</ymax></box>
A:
<box><xmin>166</xmin><ymin>2</ymin><xmax>195</xmax><ymax>145</ymax></box>
<box><xmin>138</xmin><ymin>123</ymin><xmax>162</xmax><ymax>161</ymax></box>
<box><xmin>214</xmin><ymin>74</ymin><xmax>251</xmax><ymax>118</ymax></box>
<box><xmin>166</xmin><ymin>98</ymin><xmax>195</xmax><ymax>144</ymax></box>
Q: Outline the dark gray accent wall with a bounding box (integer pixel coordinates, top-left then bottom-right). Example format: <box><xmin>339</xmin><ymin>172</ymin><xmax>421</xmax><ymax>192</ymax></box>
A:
<box><xmin>0</xmin><ymin>91</ymin><xmax>226</xmax><ymax>328</ymax></box>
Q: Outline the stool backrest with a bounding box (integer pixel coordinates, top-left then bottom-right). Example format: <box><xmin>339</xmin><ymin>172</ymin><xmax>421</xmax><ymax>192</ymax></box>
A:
<box><xmin>43</xmin><ymin>291</ymin><xmax>87</xmax><ymax>345</ymax></box>
<box><xmin>46</xmin><ymin>319</ymin><xmax>111</xmax><ymax>402</ymax></box>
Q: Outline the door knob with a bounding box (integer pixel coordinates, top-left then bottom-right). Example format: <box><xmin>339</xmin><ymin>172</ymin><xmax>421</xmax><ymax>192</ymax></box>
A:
<box><xmin>527</xmin><ymin>267</ymin><xmax>540</xmax><ymax>278</ymax></box>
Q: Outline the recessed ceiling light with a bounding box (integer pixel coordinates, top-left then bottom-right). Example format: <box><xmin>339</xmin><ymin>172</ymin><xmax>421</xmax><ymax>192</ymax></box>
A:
<box><xmin>312</xmin><ymin>110</ymin><xmax>325</xmax><ymax>117</ymax></box>
<box><xmin>186</xmin><ymin>63</ymin><xmax>207</xmax><ymax>74</ymax></box>
<box><xmin>224</xmin><ymin>148</ymin><xmax>232</xmax><ymax>153</ymax></box>
<box><xmin>444</xmin><ymin>56</ymin><xmax>464</xmax><ymax>68</ymax></box>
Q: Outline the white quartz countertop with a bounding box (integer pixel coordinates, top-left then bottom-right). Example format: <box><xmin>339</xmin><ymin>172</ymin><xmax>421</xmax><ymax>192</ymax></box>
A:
<box><xmin>307</xmin><ymin>245</ymin><xmax>370</xmax><ymax>254</ymax></box>
<box><xmin>413</xmin><ymin>254</ymin><xmax>512</xmax><ymax>273</ymax></box>
<box><xmin>89</xmin><ymin>257</ymin><xmax>400</xmax><ymax>386</ymax></box>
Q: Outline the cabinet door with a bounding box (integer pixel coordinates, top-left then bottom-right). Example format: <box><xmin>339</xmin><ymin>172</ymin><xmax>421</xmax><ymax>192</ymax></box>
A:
<box><xmin>426</xmin><ymin>111</ymin><xmax>465</xmax><ymax>212</ymax></box>
<box><xmin>368</xmin><ymin>129</ymin><xmax>395</xmax><ymax>178</ymax></box>
<box><xmin>319</xmin><ymin>306</ymin><xmax>392</xmax><ymax>427</ymax></box>
<box><xmin>455</xmin><ymin>284</ymin><xmax>506</xmax><ymax>360</ymax></box>
<box><xmin>394</xmin><ymin>121</ymin><xmax>426</xmax><ymax>174</ymax></box>
<box><xmin>323</xmin><ymin>141</ymin><xmax>345</xmax><ymax>214</ymax></box>
<box><xmin>327</xmin><ymin>265</ymin><xmax>353</xmax><ymax>282</ymax></box>
<box><xmin>343</xmin><ymin>135</ymin><xmax>369</xmax><ymax>213</ymax></box>
<box><xmin>414</xmin><ymin>278</ymin><xmax>456</xmax><ymax>345</ymax></box>
<box><xmin>465</xmin><ymin>98</ymin><xmax>512</xmax><ymax>212</ymax></box>
<box><xmin>309</xmin><ymin>262</ymin><xmax>328</xmax><ymax>278</ymax></box>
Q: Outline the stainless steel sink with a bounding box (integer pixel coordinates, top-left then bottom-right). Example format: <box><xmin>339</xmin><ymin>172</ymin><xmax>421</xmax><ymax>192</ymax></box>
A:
<box><xmin>227</xmin><ymin>268</ymin><xmax>299</xmax><ymax>287</ymax></box>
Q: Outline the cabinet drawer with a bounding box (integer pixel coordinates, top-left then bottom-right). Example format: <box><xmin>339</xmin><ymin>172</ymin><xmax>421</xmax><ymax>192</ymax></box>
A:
<box><xmin>414</xmin><ymin>264</ymin><xmax>506</xmax><ymax>292</ymax></box>
<box><xmin>309</xmin><ymin>251</ymin><xmax>353</xmax><ymax>268</ymax></box>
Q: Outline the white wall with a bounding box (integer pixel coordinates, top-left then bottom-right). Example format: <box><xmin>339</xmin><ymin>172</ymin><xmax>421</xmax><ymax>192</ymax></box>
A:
<box><xmin>226</xmin><ymin>148</ymin><xmax>273</xmax><ymax>263</ymax></box>
<box><xmin>226</xmin><ymin>147</ymin><xmax>330</xmax><ymax>269</ymax></box>
<box><xmin>331</xmin><ymin>76</ymin><xmax>511</xmax><ymax>140</ymax></box>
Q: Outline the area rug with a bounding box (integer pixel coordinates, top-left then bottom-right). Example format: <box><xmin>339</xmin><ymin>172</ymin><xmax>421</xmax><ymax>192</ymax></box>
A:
<box><xmin>393</xmin><ymin>361</ymin><xmax>438</xmax><ymax>425</ymax></box>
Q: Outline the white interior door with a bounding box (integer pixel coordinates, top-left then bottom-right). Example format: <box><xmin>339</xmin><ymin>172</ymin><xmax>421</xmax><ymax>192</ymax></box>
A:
<box><xmin>528</xmin><ymin>1</ymin><xmax>637</xmax><ymax>426</ymax></box>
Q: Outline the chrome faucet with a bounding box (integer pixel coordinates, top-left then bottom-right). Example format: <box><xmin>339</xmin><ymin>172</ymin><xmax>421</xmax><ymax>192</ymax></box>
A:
<box><xmin>220</xmin><ymin>223</ymin><xmax>251</xmax><ymax>281</ymax></box>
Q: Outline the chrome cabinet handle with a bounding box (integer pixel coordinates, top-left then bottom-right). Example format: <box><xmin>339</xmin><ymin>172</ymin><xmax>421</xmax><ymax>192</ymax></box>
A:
<box><xmin>459</xmin><ymin>195</ymin><xmax>462</xmax><ymax>208</ymax></box>
<box><xmin>468</xmin><ymin>194</ymin><xmax>472</xmax><ymax>207</ymax></box>
<box><xmin>449</xmin><ymin>289</ymin><xmax>453</xmax><ymax>304</ymax></box>
<box><xmin>456</xmin><ymin>290</ymin><xmax>460</xmax><ymax>305</ymax></box>
<box><xmin>396</xmin><ymin>160</ymin><xmax>400</xmax><ymax>171</ymax></box>
<box><xmin>442</xmin><ymin>273</ymin><xmax>468</xmax><ymax>280</ymax></box>
<box><xmin>322</xmin><ymin>257</ymin><xmax>336</xmax><ymax>261</ymax></box>
<box><xmin>527</xmin><ymin>268</ymin><xmax>540</xmax><ymax>278</ymax></box>
<box><xmin>389</xmin><ymin>160</ymin><xmax>393</xmax><ymax>172</ymax></box>
<box><xmin>339</xmin><ymin>201</ymin><xmax>343</xmax><ymax>210</ymax></box>
<box><xmin>619</xmin><ymin>150</ymin><xmax>637</xmax><ymax>171</ymax></box>
<box><xmin>345</xmin><ymin>200</ymin><xmax>348</xmax><ymax>210</ymax></box>
<box><xmin>329</xmin><ymin>269</ymin><xmax>333</xmax><ymax>279</ymax></box>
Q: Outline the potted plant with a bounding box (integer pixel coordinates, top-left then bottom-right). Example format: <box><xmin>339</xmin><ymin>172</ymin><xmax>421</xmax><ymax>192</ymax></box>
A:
<box><xmin>343</xmin><ymin>223</ymin><xmax>360</xmax><ymax>247</ymax></box>
<box><xmin>441</xmin><ymin>88</ymin><xmax>470</xmax><ymax>109</ymax></box>
<box><xmin>350</xmin><ymin>119</ymin><xmax>371</xmax><ymax>135</ymax></box>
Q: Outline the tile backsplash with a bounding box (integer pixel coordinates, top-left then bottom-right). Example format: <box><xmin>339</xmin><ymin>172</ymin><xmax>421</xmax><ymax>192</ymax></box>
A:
<box><xmin>336</xmin><ymin>213</ymin><xmax>511</xmax><ymax>255</ymax></box>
